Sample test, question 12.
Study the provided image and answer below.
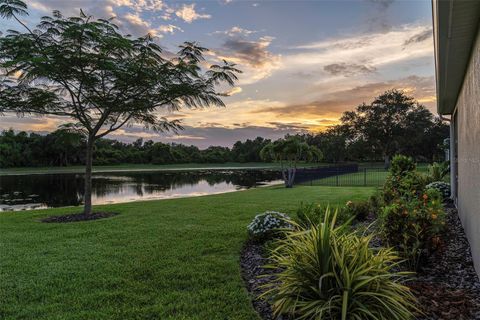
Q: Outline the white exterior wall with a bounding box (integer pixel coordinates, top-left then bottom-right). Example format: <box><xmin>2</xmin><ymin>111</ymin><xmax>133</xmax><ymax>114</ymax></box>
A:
<box><xmin>454</xmin><ymin>27</ymin><xmax>480</xmax><ymax>274</ymax></box>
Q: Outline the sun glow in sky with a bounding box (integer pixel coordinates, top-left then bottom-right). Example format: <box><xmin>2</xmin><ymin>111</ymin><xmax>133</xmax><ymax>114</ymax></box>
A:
<box><xmin>0</xmin><ymin>0</ymin><xmax>435</xmax><ymax>148</ymax></box>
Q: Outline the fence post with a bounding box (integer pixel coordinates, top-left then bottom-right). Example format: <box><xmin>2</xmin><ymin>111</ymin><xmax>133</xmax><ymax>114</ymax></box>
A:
<box><xmin>364</xmin><ymin>168</ymin><xmax>367</xmax><ymax>186</ymax></box>
<box><xmin>336</xmin><ymin>168</ymin><xmax>339</xmax><ymax>186</ymax></box>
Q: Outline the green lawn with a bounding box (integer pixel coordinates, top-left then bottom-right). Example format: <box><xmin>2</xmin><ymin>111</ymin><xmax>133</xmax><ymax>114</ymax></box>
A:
<box><xmin>0</xmin><ymin>162</ymin><xmax>321</xmax><ymax>176</ymax></box>
<box><xmin>0</xmin><ymin>185</ymin><xmax>375</xmax><ymax>320</ymax></box>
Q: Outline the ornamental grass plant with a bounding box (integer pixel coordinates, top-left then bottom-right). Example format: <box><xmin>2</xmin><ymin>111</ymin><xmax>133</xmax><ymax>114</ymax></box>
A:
<box><xmin>262</xmin><ymin>210</ymin><xmax>417</xmax><ymax>320</ymax></box>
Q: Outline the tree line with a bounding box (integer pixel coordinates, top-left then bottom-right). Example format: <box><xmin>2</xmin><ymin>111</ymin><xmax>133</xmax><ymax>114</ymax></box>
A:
<box><xmin>0</xmin><ymin>130</ymin><xmax>272</xmax><ymax>167</ymax></box>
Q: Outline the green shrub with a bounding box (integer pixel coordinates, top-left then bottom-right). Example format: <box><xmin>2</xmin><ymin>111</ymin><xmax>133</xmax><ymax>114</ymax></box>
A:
<box><xmin>380</xmin><ymin>188</ymin><xmax>445</xmax><ymax>270</ymax></box>
<box><xmin>263</xmin><ymin>210</ymin><xmax>417</xmax><ymax>320</ymax></box>
<box><xmin>390</xmin><ymin>155</ymin><xmax>416</xmax><ymax>175</ymax></box>
<box><xmin>247</xmin><ymin>211</ymin><xmax>292</xmax><ymax>242</ymax></box>
<box><xmin>344</xmin><ymin>199</ymin><xmax>371</xmax><ymax>220</ymax></box>
<box><xmin>383</xmin><ymin>170</ymin><xmax>427</xmax><ymax>204</ymax></box>
<box><xmin>426</xmin><ymin>181</ymin><xmax>451</xmax><ymax>201</ymax></box>
<box><xmin>294</xmin><ymin>202</ymin><xmax>352</xmax><ymax>228</ymax></box>
<box><xmin>369</xmin><ymin>192</ymin><xmax>384</xmax><ymax>215</ymax></box>
<box><xmin>383</xmin><ymin>155</ymin><xmax>427</xmax><ymax>204</ymax></box>
<box><xmin>426</xmin><ymin>162</ymin><xmax>449</xmax><ymax>183</ymax></box>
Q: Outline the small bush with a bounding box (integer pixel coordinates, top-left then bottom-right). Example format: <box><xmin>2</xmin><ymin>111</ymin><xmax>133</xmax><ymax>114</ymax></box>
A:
<box><xmin>380</xmin><ymin>188</ymin><xmax>445</xmax><ymax>270</ymax></box>
<box><xmin>344</xmin><ymin>199</ymin><xmax>371</xmax><ymax>220</ymax></box>
<box><xmin>263</xmin><ymin>210</ymin><xmax>417</xmax><ymax>319</ymax></box>
<box><xmin>383</xmin><ymin>170</ymin><xmax>427</xmax><ymax>204</ymax></box>
<box><xmin>426</xmin><ymin>162</ymin><xmax>449</xmax><ymax>183</ymax></box>
<box><xmin>426</xmin><ymin>181</ymin><xmax>451</xmax><ymax>201</ymax></box>
<box><xmin>390</xmin><ymin>155</ymin><xmax>416</xmax><ymax>175</ymax></box>
<box><xmin>369</xmin><ymin>192</ymin><xmax>384</xmax><ymax>215</ymax></box>
<box><xmin>294</xmin><ymin>202</ymin><xmax>352</xmax><ymax>228</ymax></box>
<box><xmin>247</xmin><ymin>211</ymin><xmax>292</xmax><ymax>242</ymax></box>
<box><xmin>383</xmin><ymin>156</ymin><xmax>427</xmax><ymax>204</ymax></box>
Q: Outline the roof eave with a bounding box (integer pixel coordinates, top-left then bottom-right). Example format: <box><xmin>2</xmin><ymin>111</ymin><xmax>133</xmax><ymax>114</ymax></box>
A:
<box><xmin>433</xmin><ymin>0</ymin><xmax>480</xmax><ymax>115</ymax></box>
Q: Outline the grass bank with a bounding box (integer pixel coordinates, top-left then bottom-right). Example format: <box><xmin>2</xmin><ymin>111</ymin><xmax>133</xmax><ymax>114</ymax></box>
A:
<box><xmin>0</xmin><ymin>162</ymin><xmax>321</xmax><ymax>176</ymax></box>
<box><xmin>0</xmin><ymin>185</ymin><xmax>375</xmax><ymax>320</ymax></box>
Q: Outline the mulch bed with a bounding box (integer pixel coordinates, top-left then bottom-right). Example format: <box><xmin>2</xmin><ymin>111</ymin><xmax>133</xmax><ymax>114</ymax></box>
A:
<box><xmin>240</xmin><ymin>242</ymin><xmax>276</xmax><ymax>320</ymax></box>
<box><xmin>240</xmin><ymin>206</ymin><xmax>480</xmax><ymax>320</ymax></box>
<box><xmin>41</xmin><ymin>212</ymin><xmax>119</xmax><ymax>223</ymax></box>
<box><xmin>413</xmin><ymin>206</ymin><xmax>480</xmax><ymax>320</ymax></box>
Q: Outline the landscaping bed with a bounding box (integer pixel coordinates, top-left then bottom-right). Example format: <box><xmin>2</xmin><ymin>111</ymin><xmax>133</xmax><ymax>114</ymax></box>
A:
<box><xmin>413</xmin><ymin>205</ymin><xmax>480</xmax><ymax>320</ymax></box>
<box><xmin>41</xmin><ymin>211</ymin><xmax>119</xmax><ymax>223</ymax></box>
<box><xmin>241</xmin><ymin>206</ymin><xmax>480</xmax><ymax>320</ymax></box>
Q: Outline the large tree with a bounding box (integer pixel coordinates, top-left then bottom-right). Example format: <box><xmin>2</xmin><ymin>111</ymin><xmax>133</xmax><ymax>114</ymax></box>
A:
<box><xmin>340</xmin><ymin>90</ymin><xmax>438</xmax><ymax>168</ymax></box>
<box><xmin>260</xmin><ymin>136</ymin><xmax>322</xmax><ymax>188</ymax></box>
<box><xmin>0</xmin><ymin>0</ymin><xmax>240</xmax><ymax>214</ymax></box>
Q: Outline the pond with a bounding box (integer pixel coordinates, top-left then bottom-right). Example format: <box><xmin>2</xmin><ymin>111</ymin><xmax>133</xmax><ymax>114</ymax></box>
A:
<box><xmin>0</xmin><ymin>169</ymin><xmax>282</xmax><ymax>211</ymax></box>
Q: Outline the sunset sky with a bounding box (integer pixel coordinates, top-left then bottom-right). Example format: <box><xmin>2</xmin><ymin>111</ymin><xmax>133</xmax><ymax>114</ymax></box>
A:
<box><xmin>0</xmin><ymin>0</ymin><xmax>435</xmax><ymax>148</ymax></box>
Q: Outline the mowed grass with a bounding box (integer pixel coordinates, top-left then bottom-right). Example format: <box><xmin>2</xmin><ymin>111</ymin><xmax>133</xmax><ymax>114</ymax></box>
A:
<box><xmin>0</xmin><ymin>185</ymin><xmax>374</xmax><ymax>320</ymax></box>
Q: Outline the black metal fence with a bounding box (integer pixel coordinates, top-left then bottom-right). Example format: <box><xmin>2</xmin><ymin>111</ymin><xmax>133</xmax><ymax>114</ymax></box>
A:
<box><xmin>295</xmin><ymin>165</ymin><xmax>388</xmax><ymax>187</ymax></box>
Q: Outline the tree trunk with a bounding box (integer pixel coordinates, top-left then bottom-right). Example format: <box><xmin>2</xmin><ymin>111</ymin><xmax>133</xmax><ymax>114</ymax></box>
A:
<box><xmin>284</xmin><ymin>168</ymin><xmax>296</xmax><ymax>188</ymax></box>
<box><xmin>84</xmin><ymin>138</ymin><xmax>94</xmax><ymax>215</ymax></box>
<box><xmin>384</xmin><ymin>154</ymin><xmax>390</xmax><ymax>170</ymax></box>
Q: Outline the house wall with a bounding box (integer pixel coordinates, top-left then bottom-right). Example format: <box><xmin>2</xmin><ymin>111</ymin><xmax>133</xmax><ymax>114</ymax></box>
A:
<box><xmin>454</xmin><ymin>27</ymin><xmax>480</xmax><ymax>274</ymax></box>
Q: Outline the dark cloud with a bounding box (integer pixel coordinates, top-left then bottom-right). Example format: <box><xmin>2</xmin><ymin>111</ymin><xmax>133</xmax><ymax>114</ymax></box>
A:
<box><xmin>266</xmin><ymin>122</ymin><xmax>310</xmax><ymax>130</ymax></box>
<box><xmin>323</xmin><ymin>63</ymin><xmax>376</xmax><ymax>76</ymax></box>
<box><xmin>221</xmin><ymin>37</ymin><xmax>275</xmax><ymax>68</ymax></box>
<box><xmin>403</xmin><ymin>29</ymin><xmax>432</xmax><ymax>46</ymax></box>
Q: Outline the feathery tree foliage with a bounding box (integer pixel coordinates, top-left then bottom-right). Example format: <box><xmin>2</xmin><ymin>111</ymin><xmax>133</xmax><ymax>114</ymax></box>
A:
<box><xmin>0</xmin><ymin>0</ymin><xmax>240</xmax><ymax>214</ymax></box>
<box><xmin>260</xmin><ymin>136</ymin><xmax>322</xmax><ymax>188</ymax></box>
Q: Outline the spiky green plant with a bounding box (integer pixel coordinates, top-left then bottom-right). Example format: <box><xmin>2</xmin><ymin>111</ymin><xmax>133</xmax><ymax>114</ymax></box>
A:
<box><xmin>426</xmin><ymin>162</ymin><xmax>449</xmax><ymax>183</ymax></box>
<box><xmin>262</xmin><ymin>210</ymin><xmax>417</xmax><ymax>320</ymax></box>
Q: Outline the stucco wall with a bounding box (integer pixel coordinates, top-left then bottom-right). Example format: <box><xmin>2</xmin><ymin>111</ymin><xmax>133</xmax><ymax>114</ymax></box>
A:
<box><xmin>454</xmin><ymin>27</ymin><xmax>480</xmax><ymax>275</ymax></box>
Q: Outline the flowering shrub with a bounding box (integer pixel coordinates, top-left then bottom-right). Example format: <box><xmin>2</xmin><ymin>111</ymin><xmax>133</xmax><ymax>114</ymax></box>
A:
<box><xmin>383</xmin><ymin>156</ymin><xmax>426</xmax><ymax>204</ymax></box>
<box><xmin>380</xmin><ymin>188</ymin><xmax>445</xmax><ymax>270</ymax></box>
<box><xmin>426</xmin><ymin>181</ymin><xmax>451</xmax><ymax>201</ymax></box>
<box><xmin>247</xmin><ymin>211</ymin><xmax>292</xmax><ymax>241</ymax></box>
<box><xmin>344</xmin><ymin>200</ymin><xmax>371</xmax><ymax>220</ymax></box>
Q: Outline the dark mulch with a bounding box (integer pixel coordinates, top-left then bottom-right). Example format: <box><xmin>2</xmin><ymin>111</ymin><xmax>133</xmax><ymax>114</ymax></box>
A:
<box><xmin>413</xmin><ymin>206</ymin><xmax>480</xmax><ymax>320</ymax></box>
<box><xmin>241</xmin><ymin>206</ymin><xmax>480</xmax><ymax>320</ymax></box>
<box><xmin>41</xmin><ymin>212</ymin><xmax>119</xmax><ymax>223</ymax></box>
<box><xmin>240</xmin><ymin>241</ymin><xmax>277</xmax><ymax>320</ymax></box>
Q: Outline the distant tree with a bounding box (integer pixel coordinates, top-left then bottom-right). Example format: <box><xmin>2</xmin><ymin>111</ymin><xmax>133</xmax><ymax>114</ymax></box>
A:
<box><xmin>0</xmin><ymin>1</ymin><xmax>240</xmax><ymax>214</ymax></box>
<box><xmin>231</xmin><ymin>137</ymin><xmax>271</xmax><ymax>162</ymax></box>
<box><xmin>201</xmin><ymin>146</ymin><xmax>231</xmax><ymax>163</ymax></box>
<box><xmin>260</xmin><ymin>136</ymin><xmax>322</xmax><ymax>188</ymax></box>
<box><xmin>340</xmin><ymin>90</ymin><xmax>436</xmax><ymax>168</ymax></box>
<box><xmin>304</xmin><ymin>126</ymin><xmax>349</xmax><ymax>163</ymax></box>
<box><xmin>47</xmin><ymin>129</ymin><xmax>85</xmax><ymax>166</ymax></box>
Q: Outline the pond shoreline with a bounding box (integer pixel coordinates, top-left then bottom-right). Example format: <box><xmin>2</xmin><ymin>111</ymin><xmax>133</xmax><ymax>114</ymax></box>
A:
<box><xmin>0</xmin><ymin>162</ymin><xmax>322</xmax><ymax>176</ymax></box>
<box><xmin>0</xmin><ymin>169</ymin><xmax>283</xmax><ymax>211</ymax></box>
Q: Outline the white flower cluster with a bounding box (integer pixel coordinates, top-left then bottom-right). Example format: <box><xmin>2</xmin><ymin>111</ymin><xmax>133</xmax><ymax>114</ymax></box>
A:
<box><xmin>247</xmin><ymin>211</ymin><xmax>292</xmax><ymax>239</ymax></box>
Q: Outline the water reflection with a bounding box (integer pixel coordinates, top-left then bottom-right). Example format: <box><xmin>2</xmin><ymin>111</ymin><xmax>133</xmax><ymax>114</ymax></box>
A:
<box><xmin>0</xmin><ymin>170</ymin><xmax>281</xmax><ymax>211</ymax></box>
